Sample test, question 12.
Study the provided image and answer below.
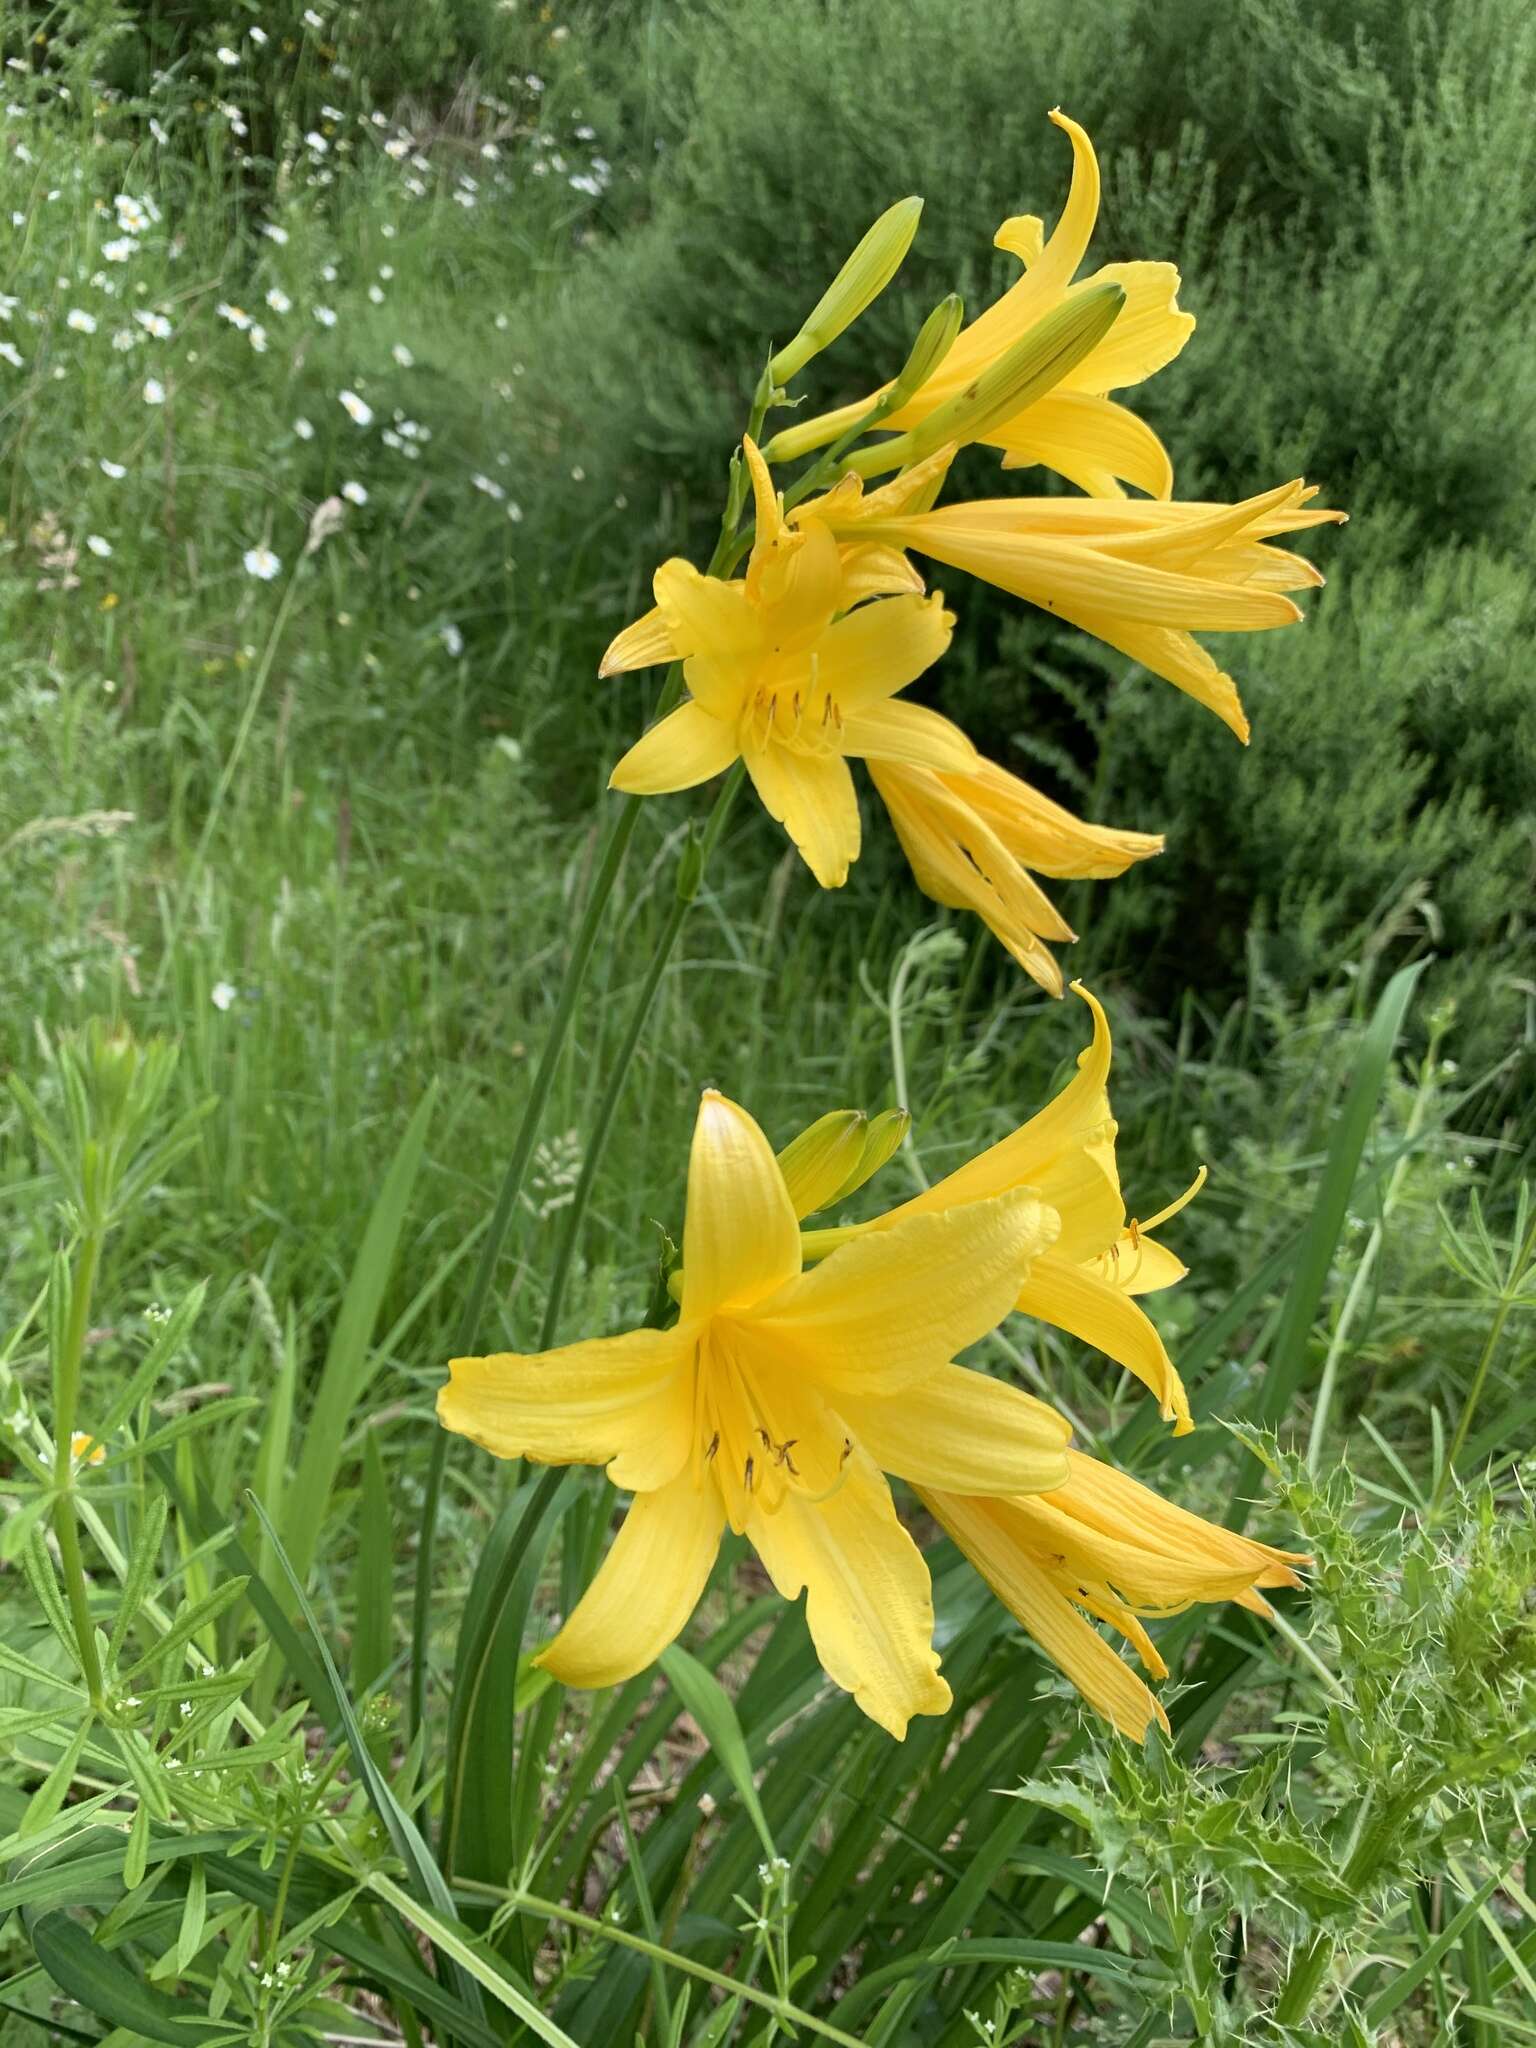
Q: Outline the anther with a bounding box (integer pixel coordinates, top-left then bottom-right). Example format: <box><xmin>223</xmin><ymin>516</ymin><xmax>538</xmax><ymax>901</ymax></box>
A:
<box><xmin>705</xmin><ymin>1432</ymin><xmax>720</xmax><ymax>1462</ymax></box>
<box><xmin>1128</xmin><ymin>1217</ymin><xmax>1141</xmax><ymax>1249</ymax></box>
<box><xmin>756</xmin><ymin>1427</ymin><xmax>774</xmax><ymax>1450</ymax></box>
<box><xmin>744</xmin><ymin>1455</ymin><xmax>756</xmax><ymax>1493</ymax></box>
<box><xmin>777</xmin><ymin>1439</ymin><xmax>800</xmax><ymax>1477</ymax></box>
<box><xmin>839</xmin><ymin>1437</ymin><xmax>853</xmax><ymax>1468</ymax></box>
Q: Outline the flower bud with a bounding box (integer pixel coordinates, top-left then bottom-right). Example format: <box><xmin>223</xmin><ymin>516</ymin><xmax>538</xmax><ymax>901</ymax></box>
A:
<box><xmin>776</xmin><ymin>1110</ymin><xmax>868</xmax><ymax>1219</ymax></box>
<box><xmin>830</xmin><ymin>1107</ymin><xmax>911</xmax><ymax>1205</ymax></box>
<box><xmin>770</xmin><ymin>195</ymin><xmax>923</xmax><ymax>385</ymax></box>
<box><xmin>848</xmin><ymin>279</ymin><xmax>1125</xmax><ymax>477</ymax></box>
<box><xmin>883</xmin><ymin>293</ymin><xmax>964</xmax><ymax>415</ymax></box>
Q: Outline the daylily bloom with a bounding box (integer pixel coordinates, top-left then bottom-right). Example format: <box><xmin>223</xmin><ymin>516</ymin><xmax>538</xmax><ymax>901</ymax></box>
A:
<box><xmin>802</xmin><ymin>453</ymin><xmax>1346</xmax><ymax>742</ymax></box>
<box><xmin>871</xmin><ymin>753</ymin><xmax>1162</xmax><ymax>995</ymax></box>
<box><xmin>601</xmin><ymin>439</ymin><xmax>966</xmax><ymax>888</ymax></box>
<box><xmin>767</xmin><ymin>109</ymin><xmax>1195</xmax><ymax>498</ymax></box>
<box><xmin>439</xmin><ymin>1091</ymin><xmax>1070</xmax><ymax>1736</ymax></box>
<box><xmin>923</xmin><ymin>1451</ymin><xmax>1305</xmax><ymax>1737</ymax></box>
<box><xmin>803</xmin><ymin>984</ymin><xmax>1200</xmax><ymax>1432</ymax></box>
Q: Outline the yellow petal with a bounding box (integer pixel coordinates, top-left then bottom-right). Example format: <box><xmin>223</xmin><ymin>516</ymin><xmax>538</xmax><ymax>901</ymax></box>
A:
<box><xmin>840</xmin><ymin>699</ymin><xmax>978</xmax><ymax>774</ymax></box>
<box><xmin>836</xmin><ymin>1362</ymin><xmax>1071</xmax><ymax>1495</ymax></box>
<box><xmin>599</xmin><ymin>605</ymin><xmax>677</xmax><ymax>678</ymax></box>
<box><xmin>1072</xmin><ymin>617</ymin><xmax>1250</xmax><ymax>741</ymax></box>
<box><xmin>962</xmin><ymin>756</ymin><xmax>1163</xmax><ymax>879</ymax></box>
<box><xmin>814</xmin><ymin>590</ymin><xmax>954</xmax><ymax>711</ymax></box>
<box><xmin>995</xmin><ymin>388</ymin><xmax>1174</xmax><ymax>499</ymax></box>
<box><xmin>749</xmin><ymin>1189</ymin><xmax>1057</xmax><ymax>1396</ymax></box>
<box><xmin>682</xmin><ymin>1091</ymin><xmax>801</xmax><ymax>1320</ymax></box>
<box><xmin>1058</xmin><ymin>262</ymin><xmax>1194</xmax><ymax>394</ymax></box>
<box><xmin>1084</xmin><ymin>1230</ymin><xmax>1187</xmax><ymax>1297</ymax></box>
<box><xmin>1015</xmin><ymin>1248</ymin><xmax>1193</xmax><ymax>1433</ymax></box>
<box><xmin>438</xmin><ymin>1327</ymin><xmax>694</xmax><ymax>1493</ymax></box>
<box><xmin>534</xmin><ymin>1468</ymin><xmax>722</xmax><ymax>1688</ymax></box>
<box><xmin>609</xmin><ymin>700</ymin><xmax>740</xmax><ymax>795</ymax></box>
<box><xmin>752</xmin><ymin>518</ymin><xmax>843</xmax><ymax>651</ymax></box>
<box><xmin>921</xmin><ymin>1487</ymin><xmax>1166</xmax><ymax>1739</ymax></box>
<box><xmin>744</xmin><ymin>743</ymin><xmax>861</xmax><ymax>888</ymax></box>
<box><xmin>748</xmin><ymin>1449</ymin><xmax>951</xmax><ymax>1738</ymax></box>
<box><xmin>891</xmin><ymin>983</ymin><xmax>1123</xmax><ymax>1263</ymax></box>
<box><xmin>652</xmin><ymin>558</ymin><xmax>758</xmax><ymax>660</ymax></box>
<box><xmin>836</xmin><ymin>540</ymin><xmax>927</xmax><ymax>601</ymax></box>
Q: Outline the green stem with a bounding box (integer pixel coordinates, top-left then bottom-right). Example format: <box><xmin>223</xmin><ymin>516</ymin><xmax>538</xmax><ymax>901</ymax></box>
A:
<box><xmin>537</xmin><ymin>764</ymin><xmax>746</xmax><ymax>1350</ymax></box>
<box><xmin>1434</xmin><ymin>1200</ymin><xmax>1536</xmax><ymax>1506</ymax></box>
<box><xmin>1273</xmin><ymin>1796</ymin><xmax>1403</xmax><ymax>2025</ymax></box>
<box><xmin>53</xmin><ymin>1230</ymin><xmax>105</xmax><ymax>1704</ymax></box>
<box><xmin>408</xmin><ymin>788</ymin><xmax>645</xmax><ymax>1739</ymax></box>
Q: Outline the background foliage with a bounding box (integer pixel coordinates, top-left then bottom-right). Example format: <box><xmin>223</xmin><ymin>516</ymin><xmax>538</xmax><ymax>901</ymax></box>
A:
<box><xmin>1</xmin><ymin>0</ymin><xmax>1533</xmax><ymax>2042</ymax></box>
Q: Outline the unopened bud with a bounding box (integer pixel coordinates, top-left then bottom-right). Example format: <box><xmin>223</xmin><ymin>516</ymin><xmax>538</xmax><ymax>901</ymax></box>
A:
<box><xmin>770</xmin><ymin>195</ymin><xmax>923</xmax><ymax>385</ymax></box>
<box><xmin>884</xmin><ymin>294</ymin><xmax>963</xmax><ymax>414</ymax></box>
<box><xmin>848</xmin><ymin>279</ymin><xmax>1124</xmax><ymax>477</ymax></box>
<box><xmin>830</xmin><ymin>1107</ymin><xmax>911</xmax><ymax>1204</ymax></box>
<box><xmin>776</xmin><ymin>1110</ymin><xmax>867</xmax><ymax>1220</ymax></box>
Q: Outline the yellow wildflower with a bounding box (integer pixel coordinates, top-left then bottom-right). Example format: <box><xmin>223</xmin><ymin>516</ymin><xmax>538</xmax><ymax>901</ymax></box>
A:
<box><xmin>602</xmin><ymin>440</ymin><xmax>961</xmax><ymax>887</ymax></box>
<box><xmin>923</xmin><ymin>1450</ymin><xmax>1306</xmax><ymax>1738</ymax></box>
<box><xmin>767</xmin><ymin>109</ymin><xmax>1195</xmax><ymax>497</ymax></box>
<box><xmin>802</xmin><ymin>452</ymin><xmax>1346</xmax><ymax>742</ymax></box>
<box><xmin>871</xmin><ymin>753</ymin><xmax>1162</xmax><ymax>995</ymax></box>
<box><xmin>439</xmin><ymin>1090</ymin><xmax>1070</xmax><ymax>1736</ymax></box>
<box><xmin>805</xmin><ymin>984</ymin><xmax>1201</xmax><ymax>1431</ymax></box>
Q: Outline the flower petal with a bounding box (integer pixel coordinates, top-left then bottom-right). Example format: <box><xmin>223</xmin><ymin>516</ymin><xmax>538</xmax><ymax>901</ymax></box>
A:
<box><xmin>837</xmin><ymin>1362</ymin><xmax>1071</xmax><ymax>1495</ymax></box>
<box><xmin>1084</xmin><ymin>1230</ymin><xmax>1187</xmax><ymax>1296</ymax></box>
<box><xmin>1058</xmin><ymin>262</ymin><xmax>1194</xmax><ymax>395</ymax></box>
<box><xmin>534</xmin><ymin>1469</ymin><xmax>723</xmax><ymax>1688</ymax></box>
<box><xmin>744</xmin><ymin>743</ymin><xmax>861</xmax><ymax>888</ymax></box>
<box><xmin>1066</xmin><ymin>617</ymin><xmax>1250</xmax><ymax>740</ymax></box>
<box><xmin>438</xmin><ymin>1328</ymin><xmax>694</xmax><ymax>1492</ymax></box>
<box><xmin>609</xmin><ymin>701</ymin><xmax>740</xmax><ymax>796</ymax></box>
<box><xmin>599</xmin><ymin>605</ymin><xmax>677</xmax><ymax>678</ymax></box>
<box><xmin>749</xmin><ymin>1189</ymin><xmax>1057</xmax><ymax>1395</ymax></box>
<box><xmin>1015</xmin><ymin>1248</ymin><xmax>1192</xmax><ymax>1432</ymax></box>
<box><xmin>749</xmin><ymin>1449</ymin><xmax>950</xmax><ymax>1738</ymax></box>
<box><xmin>921</xmin><ymin>1487</ymin><xmax>1167</xmax><ymax>1739</ymax></box>
<box><xmin>890</xmin><ymin>983</ymin><xmax>1122</xmax><ymax>1262</ymax></box>
<box><xmin>995</xmin><ymin>388</ymin><xmax>1175</xmax><ymax>499</ymax></box>
<box><xmin>682</xmin><ymin>1091</ymin><xmax>801</xmax><ymax>1320</ymax></box>
<box><xmin>653</xmin><ymin>558</ymin><xmax>758</xmax><ymax>660</ymax></box>
<box><xmin>814</xmin><ymin>590</ymin><xmax>954</xmax><ymax>711</ymax></box>
<box><xmin>962</xmin><ymin>756</ymin><xmax>1163</xmax><ymax>880</ymax></box>
<box><xmin>840</xmin><ymin>699</ymin><xmax>978</xmax><ymax>773</ymax></box>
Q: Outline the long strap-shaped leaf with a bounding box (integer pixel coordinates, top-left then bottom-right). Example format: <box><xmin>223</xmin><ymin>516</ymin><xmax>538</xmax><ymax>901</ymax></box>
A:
<box><xmin>246</xmin><ymin>1493</ymin><xmax>489</xmax><ymax>2034</ymax></box>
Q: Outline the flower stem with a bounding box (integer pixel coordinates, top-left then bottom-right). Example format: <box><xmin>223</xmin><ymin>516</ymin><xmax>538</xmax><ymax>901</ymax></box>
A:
<box><xmin>1434</xmin><ymin>1198</ymin><xmax>1536</xmax><ymax>1509</ymax></box>
<box><xmin>536</xmin><ymin>763</ymin><xmax>747</xmax><ymax>1350</ymax></box>
<box><xmin>53</xmin><ymin>1229</ymin><xmax>105</xmax><ymax>1704</ymax></box>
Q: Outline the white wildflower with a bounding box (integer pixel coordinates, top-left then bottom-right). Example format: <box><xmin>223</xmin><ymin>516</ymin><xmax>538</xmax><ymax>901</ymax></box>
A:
<box><xmin>99</xmin><ymin>458</ymin><xmax>127</xmax><ymax>478</ymax></box>
<box><xmin>338</xmin><ymin>389</ymin><xmax>373</xmax><ymax>425</ymax></box>
<box><xmin>293</xmin><ymin>417</ymin><xmax>314</xmax><ymax>440</ymax></box>
<box><xmin>86</xmin><ymin>534</ymin><xmax>112</xmax><ymax>558</ymax></box>
<box><xmin>341</xmin><ymin>480</ymin><xmax>367</xmax><ymax>504</ymax></box>
<box><xmin>142</xmin><ymin>377</ymin><xmax>165</xmax><ymax>404</ymax></box>
<box><xmin>66</xmin><ymin>308</ymin><xmax>98</xmax><ymax>334</ymax></box>
<box><xmin>242</xmin><ymin>545</ymin><xmax>281</xmax><ymax>581</ymax></box>
<box><xmin>265</xmin><ymin>286</ymin><xmax>291</xmax><ymax>314</ymax></box>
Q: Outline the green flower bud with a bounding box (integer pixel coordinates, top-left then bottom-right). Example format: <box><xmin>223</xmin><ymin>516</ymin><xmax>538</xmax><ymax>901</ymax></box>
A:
<box><xmin>884</xmin><ymin>294</ymin><xmax>964</xmax><ymax>415</ymax></box>
<box><xmin>770</xmin><ymin>195</ymin><xmax>923</xmax><ymax>385</ymax></box>
<box><xmin>776</xmin><ymin>1110</ymin><xmax>868</xmax><ymax>1219</ymax></box>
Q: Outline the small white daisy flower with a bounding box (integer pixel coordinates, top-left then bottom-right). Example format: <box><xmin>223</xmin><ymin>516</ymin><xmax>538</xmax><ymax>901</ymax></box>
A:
<box><xmin>391</xmin><ymin>342</ymin><xmax>414</xmax><ymax>367</ymax></box>
<box><xmin>86</xmin><ymin>534</ymin><xmax>112</xmax><ymax>557</ymax></box>
<box><xmin>250</xmin><ymin>24</ymin><xmax>269</xmax><ymax>44</ymax></box>
<box><xmin>243</xmin><ymin>545</ymin><xmax>281</xmax><ymax>580</ymax></box>
<box><xmin>66</xmin><ymin>308</ymin><xmax>98</xmax><ymax>334</ymax></box>
<box><xmin>216</xmin><ymin>45</ymin><xmax>240</xmax><ymax>65</ymax></box>
<box><xmin>305</xmin><ymin>130</ymin><xmax>329</xmax><ymax>154</ymax></box>
<box><xmin>265</xmin><ymin>286</ymin><xmax>291</xmax><ymax>313</ymax></box>
<box><xmin>248</xmin><ymin>324</ymin><xmax>268</xmax><ymax>353</ymax></box>
<box><xmin>261</xmin><ymin>222</ymin><xmax>289</xmax><ymax>245</ymax></box>
<box><xmin>217</xmin><ymin>301</ymin><xmax>251</xmax><ymax>329</ymax></box>
<box><xmin>293</xmin><ymin>417</ymin><xmax>314</xmax><ymax>441</ymax></box>
<box><xmin>142</xmin><ymin>377</ymin><xmax>166</xmax><ymax>404</ymax></box>
<box><xmin>367</xmin><ymin>284</ymin><xmax>384</xmax><ymax>304</ymax></box>
<box><xmin>338</xmin><ymin>389</ymin><xmax>373</xmax><ymax>425</ymax></box>
<box><xmin>0</xmin><ymin>340</ymin><xmax>21</xmax><ymax>369</ymax></box>
<box><xmin>440</xmin><ymin>622</ymin><xmax>464</xmax><ymax>656</ymax></box>
<box><xmin>100</xmin><ymin>457</ymin><xmax>127</xmax><ymax>478</ymax></box>
<box><xmin>341</xmin><ymin>480</ymin><xmax>367</xmax><ymax>504</ymax></box>
<box><xmin>102</xmin><ymin>237</ymin><xmax>136</xmax><ymax>262</ymax></box>
<box><xmin>314</xmin><ymin>305</ymin><xmax>337</xmax><ymax>327</ymax></box>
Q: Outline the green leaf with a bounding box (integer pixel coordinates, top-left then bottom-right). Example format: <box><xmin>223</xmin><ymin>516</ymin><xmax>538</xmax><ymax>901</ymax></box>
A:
<box><xmin>18</xmin><ymin>1715</ymin><xmax>95</xmax><ymax>1839</ymax></box>
<box><xmin>1256</xmin><ymin>959</ymin><xmax>1426</xmax><ymax>1426</ymax></box>
<box><xmin>282</xmin><ymin>1085</ymin><xmax>435</xmax><ymax>1587</ymax></box>
<box><xmin>107</xmin><ymin>1488</ymin><xmax>169</xmax><ymax>1669</ymax></box>
<box><xmin>123</xmin><ymin>1801</ymin><xmax>151</xmax><ymax>1891</ymax></box>
<box><xmin>660</xmin><ymin>1642</ymin><xmax>775</xmax><ymax>1863</ymax></box>
<box><xmin>176</xmin><ymin>1857</ymin><xmax>209</xmax><ymax>1974</ymax></box>
<box><xmin>350</xmin><ymin>1424</ymin><xmax>393</xmax><ymax>1696</ymax></box>
<box><xmin>29</xmin><ymin>1911</ymin><xmax>228</xmax><ymax>2045</ymax></box>
<box><xmin>96</xmin><ymin>1284</ymin><xmax>208</xmax><ymax>1439</ymax></box>
<box><xmin>120</xmin><ymin>1576</ymin><xmax>248</xmax><ymax>1683</ymax></box>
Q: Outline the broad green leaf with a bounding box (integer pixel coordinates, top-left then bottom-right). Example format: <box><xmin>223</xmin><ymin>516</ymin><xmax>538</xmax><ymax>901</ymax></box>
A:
<box><xmin>660</xmin><ymin>1642</ymin><xmax>775</xmax><ymax>1863</ymax></box>
<box><xmin>28</xmin><ymin>1912</ymin><xmax>228</xmax><ymax>2045</ymax></box>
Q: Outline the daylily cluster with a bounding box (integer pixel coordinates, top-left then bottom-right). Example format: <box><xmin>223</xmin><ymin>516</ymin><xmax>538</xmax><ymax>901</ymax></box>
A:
<box><xmin>600</xmin><ymin>109</ymin><xmax>1343</xmax><ymax>993</ymax></box>
<box><xmin>440</xmin><ymin>989</ymin><xmax>1303</xmax><ymax>1740</ymax></box>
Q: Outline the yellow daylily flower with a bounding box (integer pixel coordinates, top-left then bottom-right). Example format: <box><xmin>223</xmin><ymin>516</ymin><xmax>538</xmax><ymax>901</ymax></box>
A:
<box><xmin>871</xmin><ymin>752</ymin><xmax>1163</xmax><ymax>996</ymax></box>
<box><xmin>767</xmin><ymin>109</ymin><xmax>1195</xmax><ymax>497</ymax></box>
<box><xmin>922</xmin><ymin>1449</ymin><xmax>1306</xmax><ymax>1738</ymax></box>
<box><xmin>602</xmin><ymin>440</ymin><xmax>960</xmax><ymax>888</ymax></box>
<box><xmin>438</xmin><ymin>1090</ymin><xmax>1071</xmax><ymax>1737</ymax></box>
<box><xmin>805</xmin><ymin>983</ymin><xmax>1201</xmax><ymax>1432</ymax></box>
<box><xmin>805</xmin><ymin>455</ymin><xmax>1346</xmax><ymax>743</ymax></box>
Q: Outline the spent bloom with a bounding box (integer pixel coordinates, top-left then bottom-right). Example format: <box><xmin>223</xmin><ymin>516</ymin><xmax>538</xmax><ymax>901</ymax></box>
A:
<box><xmin>440</xmin><ymin>1090</ymin><xmax>1069</xmax><ymax>1735</ymax></box>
